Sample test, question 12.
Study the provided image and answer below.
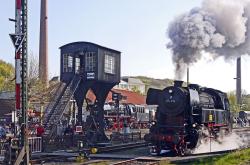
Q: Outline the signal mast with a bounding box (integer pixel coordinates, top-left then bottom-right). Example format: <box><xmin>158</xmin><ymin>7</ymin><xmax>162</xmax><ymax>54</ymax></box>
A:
<box><xmin>9</xmin><ymin>0</ymin><xmax>29</xmax><ymax>164</ymax></box>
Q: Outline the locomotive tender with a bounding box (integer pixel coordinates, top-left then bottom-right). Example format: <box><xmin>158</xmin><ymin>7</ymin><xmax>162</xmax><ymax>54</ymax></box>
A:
<box><xmin>145</xmin><ymin>80</ymin><xmax>231</xmax><ymax>155</ymax></box>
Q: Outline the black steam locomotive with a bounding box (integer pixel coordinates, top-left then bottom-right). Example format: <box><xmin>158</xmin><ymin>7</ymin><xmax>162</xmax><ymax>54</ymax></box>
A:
<box><xmin>145</xmin><ymin>81</ymin><xmax>231</xmax><ymax>155</ymax></box>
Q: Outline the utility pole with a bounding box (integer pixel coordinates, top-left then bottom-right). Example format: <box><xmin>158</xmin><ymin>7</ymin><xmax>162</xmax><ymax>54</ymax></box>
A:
<box><xmin>9</xmin><ymin>0</ymin><xmax>29</xmax><ymax>164</ymax></box>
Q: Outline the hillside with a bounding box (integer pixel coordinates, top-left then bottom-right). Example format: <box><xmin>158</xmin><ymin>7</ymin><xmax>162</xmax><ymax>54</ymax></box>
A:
<box><xmin>129</xmin><ymin>76</ymin><xmax>187</xmax><ymax>91</ymax></box>
<box><xmin>0</xmin><ymin>59</ymin><xmax>15</xmax><ymax>92</ymax></box>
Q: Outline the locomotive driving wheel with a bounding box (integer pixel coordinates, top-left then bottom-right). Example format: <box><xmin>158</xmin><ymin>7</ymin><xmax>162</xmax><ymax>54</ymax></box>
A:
<box><xmin>150</xmin><ymin>145</ymin><xmax>161</xmax><ymax>155</ymax></box>
<box><xmin>177</xmin><ymin>142</ymin><xmax>187</xmax><ymax>156</ymax></box>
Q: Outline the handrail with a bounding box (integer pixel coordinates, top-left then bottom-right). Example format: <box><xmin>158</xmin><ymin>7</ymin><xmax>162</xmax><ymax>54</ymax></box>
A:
<box><xmin>47</xmin><ymin>75</ymin><xmax>81</xmax><ymax>139</ymax></box>
<box><xmin>44</xmin><ymin>81</ymin><xmax>70</xmax><ymax>127</ymax></box>
<box><xmin>43</xmin><ymin>82</ymin><xmax>64</xmax><ymax>119</ymax></box>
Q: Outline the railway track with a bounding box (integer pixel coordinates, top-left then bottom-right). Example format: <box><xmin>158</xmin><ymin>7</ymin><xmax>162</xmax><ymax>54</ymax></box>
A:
<box><xmin>96</xmin><ymin>141</ymin><xmax>149</xmax><ymax>153</ymax></box>
<box><xmin>31</xmin><ymin>146</ymin><xmax>250</xmax><ymax>164</ymax></box>
<box><xmin>31</xmin><ymin>141</ymin><xmax>149</xmax><ymax>164</ymax></box>
<box><xmin>30</xmin><ymin>128</ymin><xmax>250</xmax><ymax>164</ymax></box>
<box><xmin>111</xmin><ymin>158</ymin><xmax>164</xmax><ymax>165</ymax></box>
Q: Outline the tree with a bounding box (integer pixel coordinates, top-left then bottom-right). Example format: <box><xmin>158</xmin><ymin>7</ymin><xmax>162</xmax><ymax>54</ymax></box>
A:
<box><xmin>0</xmin><ymin>59</ymin><xmax>15</xmax><ymax>92</ymax></box>
<box><xmin>131</xmin><ymin>86</ymin><xmax>142</xmax><ymax>94</ymax></box>
<box><xmin>241</xmin><ymin>90</ymin><xmax>250</xmax><ymax>111</ymax></box>
<box><xmin>27</xmin><ymin>53</ymin><xmax>48</xmax><ymax>101</ymax></box>
<box><xmin>27</xmin><ymin>53</ymin><xmax>60</xmax><ymax>103</ymax></box>
<box><xmin>228</xmin><ymin>90</ymin><xmax>250</xmax><ymax>112</ymax></box>
<box><xmin>28</xmin><ymin>52</ymin><xmax>39</xmax><ymax>86</ymax></box>
<box><xmin>227</xmin><ymin>91</ymin><xmax>240</xmax><ymax>112</ymax></box>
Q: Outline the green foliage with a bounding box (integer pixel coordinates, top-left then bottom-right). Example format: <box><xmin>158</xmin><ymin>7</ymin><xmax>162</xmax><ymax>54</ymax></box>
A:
<box><xmin>227</xmin><ymin>91</ymin><xmax>250</xmax><ymax>112</ymax></box>
<box><xmin>190</xmin><ymin>148</ymin><xmax>250</xmax><ymax>165</ymax></box>
<box><xmin>0</xmin><ymin>59</ymin><xmax>15</xmax><ymax>92</ymax></box>
<box><xmin>227</xmin><ymin>91</ymin><xmax>240</xmax><ymax>112</ymax></box>
<box><xmin>131</xmin><ymin>85</ymin><xmax>142</xmax><ymax>94</ymax></box>
<box><xmin>241</xmin><ymin>95</ymin><xmax>250</xmax><ymax>111</ymax></box>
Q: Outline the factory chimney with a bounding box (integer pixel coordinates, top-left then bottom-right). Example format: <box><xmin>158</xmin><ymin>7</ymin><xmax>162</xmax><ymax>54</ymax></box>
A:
<box><xmin>236</xmin><ymin>57</ymin><xmax>241</xmax><ymax>105</ymax></box>
<box><xmin>39</xmin><ymin>0</ymin><xmax>48</xmax><ymax>85</ymax></box>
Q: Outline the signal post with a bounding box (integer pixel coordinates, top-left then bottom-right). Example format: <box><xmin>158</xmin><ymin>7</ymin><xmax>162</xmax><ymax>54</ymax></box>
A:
<box><xmin>9</xmin><ymin>0</ymin><xmax>29</xmax><ymax>164</ymax></box>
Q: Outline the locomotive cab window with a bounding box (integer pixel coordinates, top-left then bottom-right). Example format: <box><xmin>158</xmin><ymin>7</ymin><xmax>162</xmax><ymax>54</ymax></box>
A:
<box><xmin>104</xmin><ymin>54</ymin><xmax>115</xmax><ymax>74</ymax></box>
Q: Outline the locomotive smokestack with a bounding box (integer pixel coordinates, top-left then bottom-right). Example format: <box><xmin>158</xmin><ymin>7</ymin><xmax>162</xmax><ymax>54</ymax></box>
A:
<box><xmin>174</xmin><ymin>80</ymin><xmax>183</xmax><ymax>87</ymax></box>
<box><xmin>236</xmin><ymin>57</ymin><xmax>241</xmax><ymax>105</ymax></box>
<box><xmin>188</xmin><ymin>84</ymin><xmax>200</xmax><ymax>91</ymax></box>
<box><xmin>39</xmin><ymin>0</ymin><xmax>48</xmax><ymax>85</ymax></box>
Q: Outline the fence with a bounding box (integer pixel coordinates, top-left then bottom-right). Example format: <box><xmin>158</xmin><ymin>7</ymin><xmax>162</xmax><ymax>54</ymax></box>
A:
<box><xmin>111</xmin><ymin>131</ymin><xmax>142</xmax><ymax>142</ymax></box>
<box><xmin>28</xmin><ymin>137</ymin><xmax>42</xmax><ymax>153</ymax></box>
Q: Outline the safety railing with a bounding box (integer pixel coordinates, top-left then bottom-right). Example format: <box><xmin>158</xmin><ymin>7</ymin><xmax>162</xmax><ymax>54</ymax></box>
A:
<box><xmin>28</xmin><ymin>137</ymin><xmax>42</xmax><ymax>153</ymax></box>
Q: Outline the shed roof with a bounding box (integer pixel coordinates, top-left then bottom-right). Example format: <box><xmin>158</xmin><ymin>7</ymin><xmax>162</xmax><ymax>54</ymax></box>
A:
<box><xmin>59</xmin><ymin>41</ymin><xmax>121</xmax><ymax>54</ymax></box>
<box><xmin>86</xmin><ymin>89</ymin><xmax>146</xmax><ymax>105</ymax></box>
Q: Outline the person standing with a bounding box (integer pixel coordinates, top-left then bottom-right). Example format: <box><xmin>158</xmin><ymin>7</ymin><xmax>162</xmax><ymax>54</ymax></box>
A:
<box><xmin>36</xmin><ymin>124</ymin><xmax>45</xmax><ymax>152</ymax></box>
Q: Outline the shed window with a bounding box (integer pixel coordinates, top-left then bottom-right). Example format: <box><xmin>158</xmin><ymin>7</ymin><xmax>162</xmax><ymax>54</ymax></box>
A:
<box><xmin>75</xmin><ymin>57</ymin><xmax>80</xmax><ymax>73</ymax></box>
<box><xmin>104</xmin><ymin>54</ymin><xmax>115</xmax><ymax>74</ymax></box>
<box><xmin>63</xmin><ymin>54</ymin><xmax>68</xmax><ymax>72</ymax></box>
<box><xmin>68</xmin><ymin>55</ymin><xmax>73</xmax><ymax>72</ymax></box>
<box><xmin>85</xmin><ymin>52</ymin><xmax>96</xmax><ymax>72</ymax></box>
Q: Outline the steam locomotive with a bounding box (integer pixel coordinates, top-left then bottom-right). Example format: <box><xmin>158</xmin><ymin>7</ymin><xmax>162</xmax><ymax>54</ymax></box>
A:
<box><xmin>145</xmin><ymin>81</ymin><xmax>231</xmax><ymax>155</ymax></box>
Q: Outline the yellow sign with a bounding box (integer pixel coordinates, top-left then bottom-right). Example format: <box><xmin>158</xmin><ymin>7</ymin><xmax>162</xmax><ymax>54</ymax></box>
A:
<box><xmin>209</xmin><ymin>114</ymin><xmax>213</xmax><ymax>121</ymax></box>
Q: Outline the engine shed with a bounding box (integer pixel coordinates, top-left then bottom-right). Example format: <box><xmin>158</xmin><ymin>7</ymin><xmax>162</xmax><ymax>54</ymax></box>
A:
<box><xmin>58</xmin><ymin>41</ymin><xmax>121</xmax><ymax>142</ymax></box>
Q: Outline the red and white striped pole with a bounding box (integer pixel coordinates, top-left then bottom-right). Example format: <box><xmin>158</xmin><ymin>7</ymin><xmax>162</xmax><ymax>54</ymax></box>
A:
<box><xmin>15</xmin><ymin>0</ymin><xmax>22</xmax><ymax>133</ymax></box>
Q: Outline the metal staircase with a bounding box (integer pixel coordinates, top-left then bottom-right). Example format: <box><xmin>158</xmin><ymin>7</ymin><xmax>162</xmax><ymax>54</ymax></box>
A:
<box><xmin>42</xmin><ymin>82</ymin><xmax>67</xmax><ymax>123</ymax></box>
<box><xmin>43</xmin><ymin>76</ymin><xmax>81</xmax><ymax>139</ymax></box>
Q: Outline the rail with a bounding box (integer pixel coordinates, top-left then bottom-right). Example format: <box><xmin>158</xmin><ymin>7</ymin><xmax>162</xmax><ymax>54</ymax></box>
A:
<box><xmin>96</xmin><ymin>141</ymin><xmax>148</xmax><ymax>153</ymax></box>
<box><xmin>111</xmin><ymin>158</ymin><xmax>161</xmax><ymax>165</ymax></box>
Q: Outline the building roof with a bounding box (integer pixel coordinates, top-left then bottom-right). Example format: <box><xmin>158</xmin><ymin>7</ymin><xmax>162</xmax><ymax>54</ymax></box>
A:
<box><xmin>86</xmin><ymin>89</ymin><xmax>146</xmax><ymax>105</ymax></box>
<box><xmin>59</xmin><ymin>41</ymin><xmax>121</xmax><ymax>54</ymax></box>
<box><xmin>0</xmin><ymin>99</ymin><xmax>15</xmax><ymax>116</ymax></box>
<box><xmin>0</xmin><ymin>92</ymin><xmax>15</xmax><ymax>99</ymax></box>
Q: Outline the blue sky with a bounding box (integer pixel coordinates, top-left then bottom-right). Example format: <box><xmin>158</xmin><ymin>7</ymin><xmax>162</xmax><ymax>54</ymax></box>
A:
<box><xmin>1</xmin><ymin>0</ymin><xmax>250</xmax><ymax>93</ymax></box>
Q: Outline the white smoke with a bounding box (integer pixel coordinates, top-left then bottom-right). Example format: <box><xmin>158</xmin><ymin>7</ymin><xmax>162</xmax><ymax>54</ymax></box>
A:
<box><xmin>167</xmin><ymin>0</ymin><xmax>250</xmax><ymax>79</ymax></box>
<box><xmin>193</xmin><ymin>132</ymin><xmax>249</xmax><ymax>154</ymax></box>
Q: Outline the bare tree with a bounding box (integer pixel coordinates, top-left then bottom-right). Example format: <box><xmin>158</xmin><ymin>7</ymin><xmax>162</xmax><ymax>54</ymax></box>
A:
<box><xmin>28</xmin><ymin>52</ymin><xmax>39</xmax><ymax>85</ymax></box>
<box><xmin>27</xmin><ymin>52</ymin><xmax>47</xmax><ymax>101</ymax></box>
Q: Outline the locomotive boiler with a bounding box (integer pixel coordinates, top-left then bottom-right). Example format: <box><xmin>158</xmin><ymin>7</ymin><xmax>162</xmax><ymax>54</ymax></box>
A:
<box><xmin>145</xmin><ymin>80</ymin><xmax>231</xmax><ymax>155</ymax></box>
